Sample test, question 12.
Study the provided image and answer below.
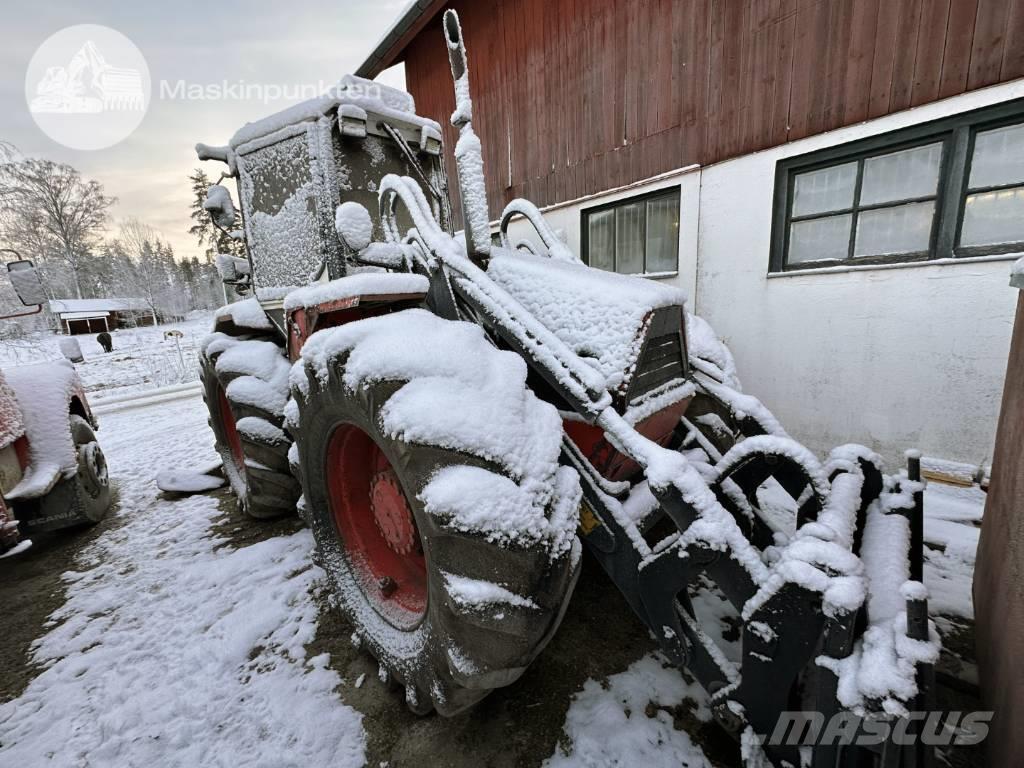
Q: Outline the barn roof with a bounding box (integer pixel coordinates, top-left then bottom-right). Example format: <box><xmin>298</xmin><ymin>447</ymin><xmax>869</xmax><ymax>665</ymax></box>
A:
<box><xmin>355</xmin><ymin>0</ymin><xmax>446</xmax><ymax>79</ymax></box>
<box><xmin>48</xmin><ymin>298</ymin><xmax>151</xmax><ymax>316</ymax></box>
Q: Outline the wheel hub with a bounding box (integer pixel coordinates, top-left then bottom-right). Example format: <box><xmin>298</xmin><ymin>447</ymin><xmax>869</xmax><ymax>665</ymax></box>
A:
<box><xmin>78</xmin><ymin>441</ymin><xmax>108</xmax><ymax>497</ymax></box>
<box><xmin>325</xmin><ymin>423</ymin><xmax>428</xmax><ymax>628</ymax></box>
<box><xmin>370</xmin><ymin>469</ymin><xmax>418</xmax><ymax>555</ymax></box>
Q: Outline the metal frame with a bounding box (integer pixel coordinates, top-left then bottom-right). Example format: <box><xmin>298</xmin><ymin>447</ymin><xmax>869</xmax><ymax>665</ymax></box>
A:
<box><xmin>580</xmin><ymin>186</ymin><xmax>681</xmax><ymax>275</ymax></box>
<box><xmin>770</xmin><ymin>97</ymin><xmax>1024</xmax><ymax>272</ymax></box>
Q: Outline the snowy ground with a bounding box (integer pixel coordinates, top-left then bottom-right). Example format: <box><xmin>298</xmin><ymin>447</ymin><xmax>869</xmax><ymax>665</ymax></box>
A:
<box><xmin>0</xmin><ymin>389</ymin><xmax>986</xmax><ymax>767</ymax></box>
<box><xmin>0</xmin><ymin>313</ymin><xmax>213</xmax><ymax>400</ymax></box>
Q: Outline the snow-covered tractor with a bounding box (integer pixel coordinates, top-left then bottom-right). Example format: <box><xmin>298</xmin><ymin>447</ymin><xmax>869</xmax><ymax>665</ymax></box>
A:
<box><xmin>195</xmin><ymin>11</ymin><xmax>938</xmax><ymax>766</ymax></box>
<box><xmin>0</xmin><ymin>258</ymin><xmax>112</xmax><ymax>557</ymax></box>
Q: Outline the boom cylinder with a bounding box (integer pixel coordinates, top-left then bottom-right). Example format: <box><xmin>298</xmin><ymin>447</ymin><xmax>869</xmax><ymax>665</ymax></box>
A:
<box><xmin>443</xmin><ymin>9</ymin><xmax>491</xmax><ymax>263</ymax></box>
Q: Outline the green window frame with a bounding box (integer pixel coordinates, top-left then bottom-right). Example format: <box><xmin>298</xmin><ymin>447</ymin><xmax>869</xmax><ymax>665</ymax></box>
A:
<box><xmin>770</xmin><ymin>98</ymin><xmax>1024</xmax><ymax>272</ymax></box>
<box><xmin>581</xmin><ymin>187</ymin><xmax>680</xmax><ymax>276</ymax></box>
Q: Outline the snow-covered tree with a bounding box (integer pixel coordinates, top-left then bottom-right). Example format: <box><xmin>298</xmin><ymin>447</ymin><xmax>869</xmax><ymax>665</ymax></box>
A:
<box><xmin>188</xmin><ymin>168</ymin><xmax>244</xmax><ymax>259</ymax></box>
<box><xmin>0</xmin><ymin>156</ymin><xmax>114</xmax><ymax>299</ymax></box>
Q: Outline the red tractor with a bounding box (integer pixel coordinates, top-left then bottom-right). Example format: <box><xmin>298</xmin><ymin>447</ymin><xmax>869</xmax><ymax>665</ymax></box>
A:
<box><xmin>0</xmin><ymin>257</ymin><xmax>112</xmax><ymax>557</ymax></box>
<box><xmin>194</xmin><ymin>12</ymin><xmax>937</xmax><ymax>766</ymax></box>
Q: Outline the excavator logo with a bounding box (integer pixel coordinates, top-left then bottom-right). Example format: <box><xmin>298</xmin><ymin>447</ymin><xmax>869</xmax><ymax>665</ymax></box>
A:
<box><xmin>25</xmin><ymin>24</ymin><xmax>150</xmax><ymax>150</ymax></box>
<box><xmin>30</xmin><ymin>40</ymin><xmax>145</xmax><ymax>114</ymax></box>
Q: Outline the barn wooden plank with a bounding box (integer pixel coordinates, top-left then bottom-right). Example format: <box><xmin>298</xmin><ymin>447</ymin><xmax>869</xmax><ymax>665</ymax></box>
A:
<box><xmin>667</xmin><ymin>0</ymin><xmax>683</xmax><ymax>138</ymax></box>
<box><xmin>939</xmin><ymin>0</ymin><xmax>979</xmax><ymax>97</ymax></box>
<box><xmin>601</xmin><ymin>1</ymin><xmax>619</xmax><ymax>185</ymax></box>
<box><xmin>1001</xmin><ymin>0</ymin><xmax>1024</xmax><ymax>80</ymax></box>
<box><xmin>704</xmin><ymin>0</ymin><xmax>727</xmax><ymax>162</ymax></box>
<box><xmin>788</xmin><ymin>0</ymin><xmax>829</xmax><ymax>142</ymax></box>
<box><xmin>534</xmin><ymin>0</ymin><xmax>550</xmax><ymax>201</ymax></box>
<box><xmin>769</xmin><ymin>0</ymin><xmax>798</xmax><ymax>146</ymax></box>
<box><xmin>749</xmin><ymin>0</ymin><xmax>779</xmax><ymax>152</ymax></box>
<box><xmin>867</xmin><ymin>0</ymin><xmax>901</xmax><ymax>117</ymax></box>
<box><xmin>510</xmin><ymin>0</ymin><xmax>529</xmax><ymax>189</ymax></box>
<box><xmin>889</xmin><ymin>0</ymin><xmax>924</xmax><ymax>112</ymax></box>
<box><xmin>734</xmin><ymin>0</ymin><xmax>756</xmax><ymax>157</ymax></box>
<box><xmin>819</xmin><ymin>0</ymin><xmax>854</xmax><ymax>133</ymax></box>
<box><xmin>722</xmin><ymin>1</ymin><xmax>746</xmax><ymax>158</ymax></box>
<box><xmin>968</xmin><ymin>0</ymin><xmax>1012</xmax><ymax>88</ymax></box>
<box><xmin>842</xmin><ymin>0</ymin><xmax>880</xmax><ymax>124</ymax></box>
<box><xmin>910</xmin><ymin>0</ymin><xmax>951</xmax><ymax>107</ymax></box>
<box><xmin>678</xmin><ymin>0</ymin><xmax>710</xmax><ymax>165</ymax></box>
<box><xmin>637</xmin><ymin>0</ymin><xmax>654</xmax><ymax>140</ymax></box>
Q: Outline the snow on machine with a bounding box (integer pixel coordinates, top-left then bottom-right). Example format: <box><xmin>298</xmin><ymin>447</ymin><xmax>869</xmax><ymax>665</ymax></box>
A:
<box><xmin>0</xmin><ymin>257</ymin><xmax>112</xmax><ymax>557</ymax></box>
<box><xmin>194</xmin><ymin>12</ymin><xmax>938</xmax><ymax>766</ymax></box>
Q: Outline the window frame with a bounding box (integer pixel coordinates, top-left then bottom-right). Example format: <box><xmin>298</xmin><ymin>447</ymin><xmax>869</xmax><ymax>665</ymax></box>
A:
<box><xmin>770</xmin><ymin>98</ymin><xmax>1024</xmax><ymax>272</ymax></box>
<box><xmin>581</xmin><ymin>186</ymin><xmax>681</xmax><ymax>277</ymax></box>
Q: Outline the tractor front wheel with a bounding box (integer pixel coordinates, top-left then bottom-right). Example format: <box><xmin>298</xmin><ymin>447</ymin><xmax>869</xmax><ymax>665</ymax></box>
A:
<box><xmin>291</xmin><ymin>311</ymin><xmax>581</xmax><ymax>716</ymax></box>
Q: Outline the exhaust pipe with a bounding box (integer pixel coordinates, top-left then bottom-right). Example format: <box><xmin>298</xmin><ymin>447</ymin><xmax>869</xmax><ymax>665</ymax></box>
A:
<box><xmin>443</xmin><ymin>9</ymin><xmax>491</xmax><ymax>263</ymax></box>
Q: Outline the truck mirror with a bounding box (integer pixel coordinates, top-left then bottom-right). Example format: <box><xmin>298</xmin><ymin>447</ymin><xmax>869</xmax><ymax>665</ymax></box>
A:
<box><xmin>204</xmin><ymin>185</ymin><xmax>236</xmax><ymax>229</ymax></box>
<box><xmin>335</xmin><ymin>201</ymin><xmax>374</xmax><ymax>252</ymax></box>
<box><xmin>6</xmin><ymin>260</ymin><xmax>46</xmax><ymax>307</ymax></box>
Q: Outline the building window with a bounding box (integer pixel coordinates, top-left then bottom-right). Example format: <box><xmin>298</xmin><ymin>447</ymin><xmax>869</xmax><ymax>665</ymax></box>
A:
<box><xmin>582</xmin><ymin>187</ymin><xmax>680</xmax><ymax>275</ymax></box>
<box><xmin>770</xmin><ymin>99</ymin><xmax>1024</xmax><ymax>271</ymax></box>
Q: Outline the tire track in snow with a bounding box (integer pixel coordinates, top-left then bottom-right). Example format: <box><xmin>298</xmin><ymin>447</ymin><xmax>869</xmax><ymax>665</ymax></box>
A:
<box><xmin>0</xmin><ymin>395</ymin><xmax>365</xmax><ymax>767</ymax></box>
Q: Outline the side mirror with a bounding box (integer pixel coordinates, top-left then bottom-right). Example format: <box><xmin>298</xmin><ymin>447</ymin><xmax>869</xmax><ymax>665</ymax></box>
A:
<box><xmin>215</xmin><ymin>253</ymin><xmax>250</xmax><ymax>285</ymax></box>
<box><xmin>6</xmin><ymin>260</ymin><xmax>46</xmax><ymax>307</ymax></box>
<box><xmin>335</xmin><ymin>201</ymin><xmax>373</xmax><ymax>251</ymax></box>
<box><xmin>204</xmin><ymin>185</ymin><xmax>236</xmax><ymax>229</ymax></box>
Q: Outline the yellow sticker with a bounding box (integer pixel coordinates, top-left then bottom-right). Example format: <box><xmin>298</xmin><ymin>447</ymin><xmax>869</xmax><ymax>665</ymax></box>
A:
<box><xmin>578</xmin><ymin>502</ymin><xmax>602</xmax><ymax>535</ymax></box>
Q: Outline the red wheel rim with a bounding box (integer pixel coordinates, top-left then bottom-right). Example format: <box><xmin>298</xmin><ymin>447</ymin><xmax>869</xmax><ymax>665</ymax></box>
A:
<box><xmin>218</xmin><ymin>386</ymin><xmax>245</xmax><ymax>472</ymax></box>
<box><xmin>326</xmin><ymin>424</ymin><xmax>427</xmax><ymax>627</ymax></box>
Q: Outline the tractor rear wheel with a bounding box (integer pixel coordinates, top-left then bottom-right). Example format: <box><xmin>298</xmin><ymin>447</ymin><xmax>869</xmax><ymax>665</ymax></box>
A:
<box><xmin>290</xmin><ymin>311</ymin><xmax>581</xmax><ymax>716</ymax></box>
<box><xmin>201</xmin><ymin>335</ymin><xmax>298</xmax><ymax>519</ymax></box>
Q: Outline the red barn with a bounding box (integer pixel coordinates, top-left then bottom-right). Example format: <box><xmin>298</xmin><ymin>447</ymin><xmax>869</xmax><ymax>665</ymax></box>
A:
<box><xmin>358</xmin><ymin>0</ymin><xmax>1024</xmax><ymax>470</ymax></box>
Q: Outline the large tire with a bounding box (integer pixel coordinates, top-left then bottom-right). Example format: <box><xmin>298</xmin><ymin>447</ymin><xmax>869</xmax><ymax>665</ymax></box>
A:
<box><xmin>290</xmin><ymin>310</ymin><xmax>581</xmax><ymax>716</ymax></box>
<box><xmin>24</xmin><ymin>415</ymin><xmax>112</xmax><ymax>531</ymax></box>
<box><xmin>201</xmin><ymin>334</ymin><xmax>299</xmax><ymax>519</ymax></box>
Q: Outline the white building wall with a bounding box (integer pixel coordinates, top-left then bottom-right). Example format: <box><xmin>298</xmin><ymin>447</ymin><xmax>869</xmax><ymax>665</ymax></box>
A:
<box><xmin>697</xmin><ymin>81</ymin><xmax>1022</xmax><ymax>466</ymax></box>
<box><xmin>499</xmin><ymin>80</ymin><xmax>1024</xmax><ymax>466</ymax></box>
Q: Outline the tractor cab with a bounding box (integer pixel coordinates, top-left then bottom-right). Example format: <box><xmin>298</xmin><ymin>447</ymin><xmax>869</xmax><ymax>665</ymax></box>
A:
<box><xmin>201</xmin><ymin>75</ymin><xmax>448</xmax><ymax>335</ymax></box>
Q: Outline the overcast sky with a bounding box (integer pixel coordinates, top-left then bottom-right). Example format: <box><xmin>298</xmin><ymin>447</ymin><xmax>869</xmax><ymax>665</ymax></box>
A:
<box><xmin>1</xmin><ymin>0</ymin><xmax>410</xmax><ymax>259</ymax></box>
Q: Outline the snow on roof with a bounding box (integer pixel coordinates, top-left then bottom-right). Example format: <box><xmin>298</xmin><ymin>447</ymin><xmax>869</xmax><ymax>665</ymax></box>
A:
<box><xmin>48</xmin><ymin>298</ymin><xmax>150</xmax><ymax>315</ymax></box>
<box><xmin>229</xmin><ymin>75</ymin><xmax>441</xmax><ymax>149</ymax></box>
<box><xmin>60</xmin><ymin>311</ymin><xmax>113</xmax><ymax>321</ymax></box>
